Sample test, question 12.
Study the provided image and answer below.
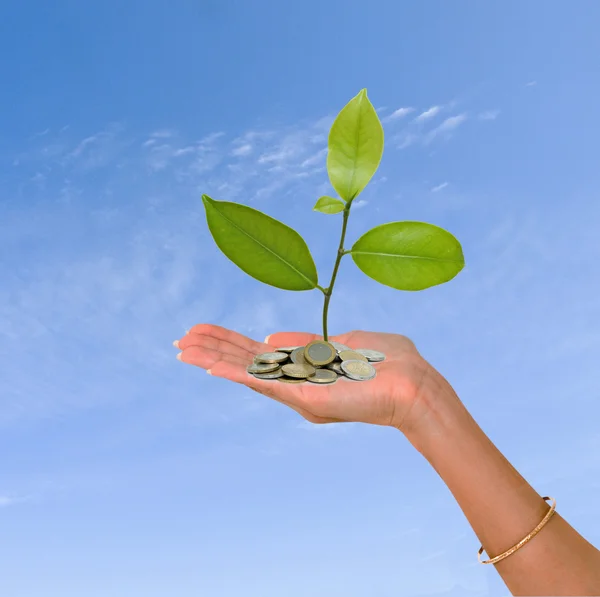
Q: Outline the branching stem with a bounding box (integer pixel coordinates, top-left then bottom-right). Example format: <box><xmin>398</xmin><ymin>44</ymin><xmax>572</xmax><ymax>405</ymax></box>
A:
<box><xmin>321</xmin><ymin>201</ymin><xmax>352</xmax><ymax>341</ymax></box>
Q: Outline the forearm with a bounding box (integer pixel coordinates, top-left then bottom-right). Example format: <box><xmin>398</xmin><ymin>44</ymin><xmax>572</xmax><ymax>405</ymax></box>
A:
<box><xmin>403</xmin><ymin>367</ymin><xmax>600</xmax><ymax>596</ymax></box>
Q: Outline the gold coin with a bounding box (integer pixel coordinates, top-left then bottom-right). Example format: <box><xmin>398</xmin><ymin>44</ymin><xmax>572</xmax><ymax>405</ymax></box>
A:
<box><xmin>329</xmin><ymin>341</ymin><xmax>351</xmax><ymax>353</ymax></box>
<box><xmin>252</xmin><ymin>369</ymin><xmax>284</xmax><ymax>379</ymax></box>
<box><xmin>275</xmin><ymin>346</ymin><xmax>301</xmax><ymax>353</ymax></box>
<box><xmin>338</xmin><ymin>350</ymin><xmax>368</xmax><ymax>362</ymax></box>
<box><xmin>354</xmin><ymin>348</ymin><xmax>386</xmax><ymax>362</ymax></box>
<box><xmin>290</xmin><ymin>347</ymin><xmax>307</xmax><ymax>364</ymax></box>
<box><xmin>326</xmin><ymin>361</ymin><xmax>345</xmax><ymax>375</ymax></box>
<box><xmin>281</xmin><ymin>363</ymin><xmax>316</xmax><ymax>378</ymax></box>
<box><xmin>303</xmin><ymin>340</ymin><xmax>336</xmax><ymax>366</ymax></box>
<box><xmin>247</xmin><ymin>362</ymin><xmax>280</xmax><ymax>374</ymax></box>
<box><xmin>254</xmin><ymin>351</ymin><xmax>290</xmax><ymax>364</ymax></box>
<box><xmin>277</xmin><ymin>376</ymin><xmax>306</xmax><ymax>384</ymax></box>
<box><xmin>340</xmin><ymin>360</ymin><xmax>376</xmax><ymax>381</ymax></box>
<box><xmin>307</xmin><ymin>369</ymin><xmax>338</xmax><ymax>384</ymax></box>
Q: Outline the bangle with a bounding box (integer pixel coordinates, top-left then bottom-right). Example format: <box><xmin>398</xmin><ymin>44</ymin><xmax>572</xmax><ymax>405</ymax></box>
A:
<box><xmin>478</xmin><ymin>496</ymin><xmax>556</xmax><ymax>565</ymax></box>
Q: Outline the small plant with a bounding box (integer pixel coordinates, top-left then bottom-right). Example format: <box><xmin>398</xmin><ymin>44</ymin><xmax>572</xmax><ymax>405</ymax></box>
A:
<box><xmin>202</xmin><ymin>89</ymin><xmax>464</xmax><ymax>341</ymax></box>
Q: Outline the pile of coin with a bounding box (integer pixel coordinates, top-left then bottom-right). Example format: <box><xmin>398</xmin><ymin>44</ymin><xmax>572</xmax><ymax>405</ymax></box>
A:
<box><xmin>246</xmin><ymin>340</ymin><xmax>385</xmax><ymax>384</ymax></box>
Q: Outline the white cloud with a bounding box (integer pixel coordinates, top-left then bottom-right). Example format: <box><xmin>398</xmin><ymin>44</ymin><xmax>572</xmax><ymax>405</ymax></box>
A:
<box><xmin>150</xmin><ymin>129</ymin><xmax>176</xmax><ymax>139</ymax></box>
<box><xmin>145</xmin><ymin>143</ymin><xmax>175</xmax><ymax>171</ymax></box>
<box><xmin>301</xmin><ymin>147</ymin><xmax>327</xmax><ymax>168</ymax></box>
<box><xmin>415</xmin><ymin>106</ymin><xmax>442</xmax><ymax>122</ymax></box>
<box><xmin>478</xmin><ymin>110</ymin><xmax>500</xmax><ymax>121</ymax></box>
<box><xmin>0</xmin><ymin>494</ymin><xmax>24</xmax><ymax>507</ymax></box>
<box><xmin>64</xmin><ymin>124</ymin><xmax>129</xmax><ymax>171</ymax></box>
<box><xmin>199</xmin><ymin>131</ymin><xmax>225</xmax><ymax>145</ymax></box>
<box><xmin>69</xmin><ymin>134</ymin><xmax>102</xmax><ymax>158</ymax></box>
<box><xmin>32</xmin><ymin>128</ymin><xmax>50</xmax><ymax>138</ymax></box>
<box><xmin>258</xmin><ymin>146</ymin><xmax>295</xmax><ymax>164</ymax></box>
<box><xmin>383</xmin><ymin>107</ymin><xmax>414</xmax><ymax>122</ymax></box>
<box><xmin>140</xmin><ymin>132</ymin><xmax>226</xmax><ymax>174</ymax></box>
<box><xmin>396</xmin><ymin>132</ymin><xmax>418</xmax><ymax>150</ymax></box>
<box><xmin>31</xmin><ymin>172</ymin><xmax>46</xmax><ymax>186</ymax></box>
<box><xmin>352</xmin><ymin>199</ymin><xmax>368</xmax><ymax>209</ymax></box>
<box><xmin>231</xmin><ymin>143</ymin><xmax>252</xmax><ymax>157</ymax></box>
<box><xmin>437</xmin><ymin>114</ymin><xmax>467</xmax><ymax>131</ymax></box>
<box><xmin>431</xmin><ymin>182</ymin><xmax>449</xmax><ymax>193</ymax></box>
<box><xmin>526</xmin><ymin>80</ymin><xmax>537</xmax><ymax>87</ymax></box>
<box><xmin>425</xmin><ymin>114</ymin><xmax>467</xmax><ymax>143</ymax></box>
<box><xmin>173</xmin><ymin>147</ymin><xmax>195</xmax><ymax>157</ymax></box>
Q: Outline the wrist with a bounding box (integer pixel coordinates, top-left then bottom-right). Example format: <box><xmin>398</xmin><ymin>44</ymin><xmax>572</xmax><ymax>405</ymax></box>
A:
<box><xmin>396</xmin><ymin>364</ymin><xmax>471</xmax><ymax>456</ymax></box>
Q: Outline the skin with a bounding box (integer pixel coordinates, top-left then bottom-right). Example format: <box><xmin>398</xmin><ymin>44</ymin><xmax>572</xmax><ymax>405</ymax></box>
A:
<box><xmin>175</xmin><ymin>324</ymin><xmax>600</xmax><ymax>596</ymax></box>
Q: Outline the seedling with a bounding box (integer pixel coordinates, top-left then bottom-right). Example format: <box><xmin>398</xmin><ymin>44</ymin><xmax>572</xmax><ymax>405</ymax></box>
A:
<box><xmin>202</xmin><ymin>89</ymin><xmax>464</xmax><ymax>341</ymax></box>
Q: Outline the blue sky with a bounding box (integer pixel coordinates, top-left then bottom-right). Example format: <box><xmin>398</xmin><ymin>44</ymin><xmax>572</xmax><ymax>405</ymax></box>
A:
<box><xmin>1</xmin><ymin>1</ymin><xmax>600</xmax><ymax>595</ymax></box>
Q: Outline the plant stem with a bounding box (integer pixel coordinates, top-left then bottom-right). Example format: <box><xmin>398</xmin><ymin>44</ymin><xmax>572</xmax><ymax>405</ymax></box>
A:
<box><xmin>322</xmin><ymin>202</ymin><xmax>352</xmax><ymax>341</ymax></box>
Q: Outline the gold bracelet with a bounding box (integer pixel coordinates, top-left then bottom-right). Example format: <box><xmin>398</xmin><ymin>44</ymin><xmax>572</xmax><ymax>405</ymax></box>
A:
<box><xmin>478</xmin><ymin>496</ymin><xmax>556</xmax><ymax>565</ymax></box>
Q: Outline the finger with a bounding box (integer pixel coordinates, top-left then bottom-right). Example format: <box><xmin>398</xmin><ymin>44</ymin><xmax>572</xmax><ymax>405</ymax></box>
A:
<box><xmin>186</xmin><ymin>323</ymin><xmax>267</xmax><ymax>355</ymax></box>
<box><xmin>178</xmin><ymin>344</ymin><xmax>249</xmax><ymax>371</ymax></box>
<box><xmin>177</xmin><ymin>332</ymin><xmax>254</xmax><ymax>361</ymax></box>
<box><xmin>264</xmin><ymin>331</ymin><xmax>322</xmax><ymax>347</ymax></box>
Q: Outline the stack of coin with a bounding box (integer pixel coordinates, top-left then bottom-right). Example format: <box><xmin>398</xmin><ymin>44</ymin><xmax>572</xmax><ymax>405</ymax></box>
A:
<box><xmin>246</xmin><ymin>340</ymin><xmax>386</xmax><ymax>384</ymax></box>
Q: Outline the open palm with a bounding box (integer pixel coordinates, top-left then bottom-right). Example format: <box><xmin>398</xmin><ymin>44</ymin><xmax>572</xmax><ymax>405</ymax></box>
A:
<box><xmin>175</xmin><ymin>324</ymin><xmax>434</xmax><ymax>432</ymax></box>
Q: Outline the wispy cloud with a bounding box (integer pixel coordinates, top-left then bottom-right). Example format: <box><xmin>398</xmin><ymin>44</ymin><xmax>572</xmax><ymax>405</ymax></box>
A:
<box><xmin>383</xmin><ymin>107</ymin><xmax>414</xmax><ymax>123</ymax></box>
<box><xmin>431</xmin><ymin>182</ymin><xmax>449</xmax><ymax>193</ymax></box>
<box><xmin>140</xmin><ymin>130</ymin><xmax>227</xmax><ymax>174</ymax></box>
<box><xmin>425</xmin><ymin>113</ymin><xmax>467</xmax><ymax>143</ymax></box>
<box><xmin>526</xmin><ymin>80</ymin><xmax>537</xmax><ymax>87</ymax></box>
<box><xmin>69</xmin><ymin>132</ymin><xmax>103</xmax><ymax>157</ymax></box>
<box><xmin>386</xmin><ymin>104</ymin><xmax>473</xmax><ymax>150</ymax></box>
<box><xmin>396</xmin><ymin>132</ymin><xmax>418</xmax><ymax>150</ymax></box>
<box><xmin>478</xmin><ymin>110</ymin><xmax>500</xmax><ymax>121</ymax></box>
<box><xmin>415</xmin><ymin>105</ymin><xmax>442</xmax><ymax>122</ymax></box>
<box><xmin>149</xmin><ymin>128</ymin><xmax>176</xmax><ymax>139</ymax></box>
<box><xmin>0</xmin><ymin>494</ymin><xmax>26</xmax><ymax>507</ymax></box>
<box><xmin>301</xmin><ymin>147</ymin><xmax>327</xmax><ymax>168</ymax></box>
<box><xmin>231</xmin><ymin>143</ymin><xmax>252</xmax><ymax>157</ymax></box>
<box><xmin>65</xmin><ymin>124</ymin><xmax>130</xmax><ymax>171</ymax></box>
<box><xmin>31</xmin><ymin>128</ymin><xmax>50</xmax><ymax>138</ymax></box>
<box><xmin>392</xmin><ymin>106</ymin><xmax>469</xmax><ymax>149</ymax></box>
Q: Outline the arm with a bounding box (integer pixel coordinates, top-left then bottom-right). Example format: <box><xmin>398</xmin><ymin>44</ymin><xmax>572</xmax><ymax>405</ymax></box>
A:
<box><xmin>176</xmin><ymin>325</ymin><xmax>600</xmax><ymax>595</ymax></box>
<box><xmin>403</xmin><ymin>367</ymin><xmax>600</xmax><ymax>596</ymax></box>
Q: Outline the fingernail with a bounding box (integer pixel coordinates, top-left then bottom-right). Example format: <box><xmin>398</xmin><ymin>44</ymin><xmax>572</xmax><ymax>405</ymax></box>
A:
<box><xmin>264</xmin><ymin>334</ymin><xmax>271</xmax><ymax>343</ymax></box>
<box><xmin>173</xmin><ymin>340</ymin><xmax>180</xmax><ymax>348</ymax></box>
<box><xmin>176</xmin><ymin>352</ymin><xmax>182</xmax><ymax>361</ymax></box>
<box><xmin>206</xmin><ymin>369</ymin><xmax>212</xmax><ymax>375</ymax></box>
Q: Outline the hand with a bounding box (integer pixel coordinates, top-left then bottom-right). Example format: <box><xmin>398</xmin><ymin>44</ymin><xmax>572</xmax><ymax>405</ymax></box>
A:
<box><xmin>175</xmin><ymin>324</ymin><xmax>439</xmax><ymax>434</ymax></box>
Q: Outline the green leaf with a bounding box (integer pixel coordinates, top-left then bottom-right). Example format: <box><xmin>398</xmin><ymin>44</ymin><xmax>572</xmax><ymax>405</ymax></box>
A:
<box><xmin>350</xmin><ymin>221</ymin><xmax>464</xmax><ymax>291</ymax></box>
<box><xmin>202</xmin><ymin>195</ymin><xmax>318</xmax><ymax>291</ymax></box>
<box><xmin>313</xmin><ymin>196</ymin><xmax>345</xmax><ymax>215</ymax></box>
<box><xmin>327</xmin><ymin>88</ymin><xmax>384</xmax><ymax>202</ymax></box>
